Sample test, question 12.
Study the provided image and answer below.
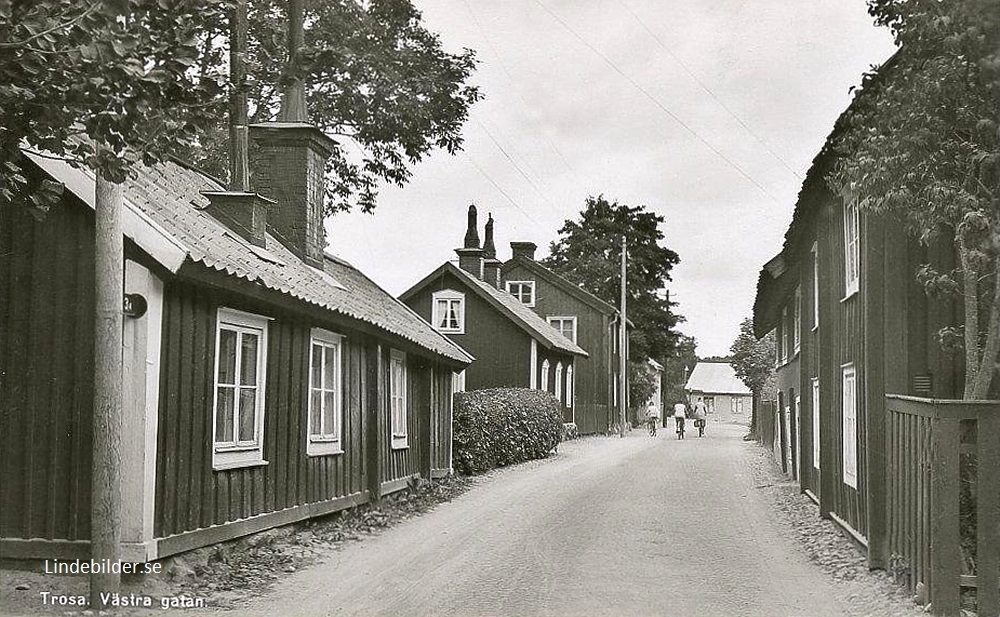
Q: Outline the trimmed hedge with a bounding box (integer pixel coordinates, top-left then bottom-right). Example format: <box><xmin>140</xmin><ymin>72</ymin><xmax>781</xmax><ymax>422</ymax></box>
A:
<box><xmin>453</xmin><ymin>388</ymin><xmax>563</xmax><ymax>475</ymax></box>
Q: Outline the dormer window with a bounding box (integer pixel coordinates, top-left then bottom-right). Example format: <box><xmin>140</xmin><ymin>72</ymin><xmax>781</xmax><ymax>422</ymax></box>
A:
<box><xmin>432</xmin><ymin>290</ymin><xmax>465</xmax><ymax>334</ymax></box>
<box><xmin>548</xmin><ymin>316</ymin><xmax>577</xmax><ymax>344</ymax></box>
<box><xmin>506</xmin><ymin>281</ymin><xmax>535</xmax><ymax>307</ymax></box>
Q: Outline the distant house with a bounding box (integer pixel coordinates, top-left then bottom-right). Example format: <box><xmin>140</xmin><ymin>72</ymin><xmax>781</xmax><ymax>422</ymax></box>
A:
<box><xmin>400</xmin><ymin>207</ymin><xmax>588</xmax><ymax>418</ymax></box>
<box><xmin>0</xmin><ymin>121</ymin><xmax>472</xmax><ymax>561</ymax></box>
<box><xmin>501</xmin><ymin>241</ymin><xmax>626</xmax><ymax>434</ymax></box>
<box><xmin>684</xmin><ymin>362</ymin><xmax>751</xmax><ymax>425</ymax></box>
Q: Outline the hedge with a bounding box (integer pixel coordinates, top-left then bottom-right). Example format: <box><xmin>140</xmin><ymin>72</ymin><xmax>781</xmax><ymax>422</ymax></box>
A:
<box><xmin>452</xmin><ymin>388</ymin><xmax>563</xmax><ymax>475</ymax></box>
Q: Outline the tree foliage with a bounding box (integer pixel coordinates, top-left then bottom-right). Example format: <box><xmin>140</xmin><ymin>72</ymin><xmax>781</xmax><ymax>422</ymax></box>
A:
<box><xmin>829</xmin><ymin>0</ymin><xmax>1000</xmax><ymax>398</ymax></box>
<box><xmin>730</xmin><ymin>318</ymin><xmax>776</xmax><ymax>396</ymax></box>
<box><xmin>1</xmin><ymin>0</ymin><xmax>229</xmax><ymax>205</ymax></box>
<box><xmin>178</xmin><ymin>0</ymin><xmax>482</xmax><ymax>214</ymax></box>
<box><xmin>543</xmin><ymin>195</ymin><xmax>682</xmax><ymax>366</ymax></box>
<box><xmin>660</xmin><ymin>333</ymin><xmax>698</xmax><ymax>406</ymax></box>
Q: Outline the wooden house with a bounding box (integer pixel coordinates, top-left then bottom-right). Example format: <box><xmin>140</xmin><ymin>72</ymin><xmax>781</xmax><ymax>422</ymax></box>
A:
<box><xmin>751</xmin><ymin>55</ymin><xmax>969</xmax><ymax>566</ymax></box>
<box><xmin>400</xmin><ymin>207</ymin><xmax>588</xmax><ymax>419</ymax></box>
<box><xmin>0</xmin><ymin>121</ymin><xmax>472</xmax><ymax>562</ymax></box>
<box><xmin>684</xmin><ymin>362</ymin><xmax>751</xmax><ymax>426</ymax></box>
<box><xmin>501</xmin><ymin>241</ymin><xmax>626</xmax><ymax>434</ymax></box>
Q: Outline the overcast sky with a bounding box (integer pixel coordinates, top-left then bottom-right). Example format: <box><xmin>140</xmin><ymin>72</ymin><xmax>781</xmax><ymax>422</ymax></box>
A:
<box><xmin>326</xmin><ymin>0</ymin><xmax>897</xmax><ymax>357</ymax></box>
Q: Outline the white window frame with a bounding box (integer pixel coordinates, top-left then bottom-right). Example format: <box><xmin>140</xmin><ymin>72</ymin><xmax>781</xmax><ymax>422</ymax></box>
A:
<box><xmin>781</xmin><ymin>306</ymin><xmax>789</xmax><ymax>363</ymax></box>
<box><xmin>812</xmin><ymin>377</ymin><xmax>820</xmax><ymax>470</ymax></box>
<box><xmin>547</xmin><ymin>316</ymin><xmax>577</xmax><ymax>344</ymax></box>
<box><xmin>431</xmin><ymin>289</ymin><xmax>465</xmax><ymax>334</ymax></box>
<box><xmin>811</xmin><ymin>242</ymin><xmax>820</xmax><ymax>330</ymax></box>
<box><xmin>452</xmin><ymin>369</ymin><xmax>466</xmax><ymax>394</ymax></box>
<box><xmin>390</xmin><ymin>349</ymin><xmax>408</xmax><ymax>449</ymax></box>
<box><xmin>555</xmin><ymin>362</ymin><xmax>563</xmax><ymax>402</ymax></box>
<box><xmin>793</xmin><ymin>287</ymin><xmax>802</xmax><ymax>354</ymax></box>
<box><xmin>566</xmin><ymin>365</ymin><xmax>574</xmax><ymax>407</ymax></box>
<box><xmin>212</xmin><ymin>308</ymin><xmax>270</xmax><ymax>470</ymax></box>
<box><xmin>844</xmin><ymin>199</ymin><xmax>860</xmax><ymax>298</ymax></box>
<box><xmin>506</xmin><ymin>280</ymin><xmax>536</xmax><ymax>307</ymax></box>
<box><xmin>307</xmin><ymin>328</ymin><xmax>344</xmax><ymax>457</ymax></box>
<box><xmin>842</xmin><ymin>363</ymin><xmax>858</xmax><ymax>488</ymax></box>
<box><xmin>541</xmin><ymin>359</ymin><xmax>550</xmax><ymax>392</ymax></box>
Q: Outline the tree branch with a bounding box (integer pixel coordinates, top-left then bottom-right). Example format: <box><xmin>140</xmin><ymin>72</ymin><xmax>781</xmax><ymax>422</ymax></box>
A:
<box><xmin>0</xmin><ymin>3</ymin><xmax>102</xmax><ymax>49</ymax></box>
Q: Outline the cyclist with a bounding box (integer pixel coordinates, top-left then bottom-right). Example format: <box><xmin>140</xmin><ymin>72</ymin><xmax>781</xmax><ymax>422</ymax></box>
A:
<box><xmin>672</xmin><ymin>400</ymin><xmax>687</xmax><ymax>439</ymax></box>
<box><xmin>646</xmin><ymin>402</ymin><xmax>659</xmax><ymax>436</ymax></box>
<box><xmin>693</xmin><ymin>397</ymin><xmax>708</xmax><ymax>437</ymax></box>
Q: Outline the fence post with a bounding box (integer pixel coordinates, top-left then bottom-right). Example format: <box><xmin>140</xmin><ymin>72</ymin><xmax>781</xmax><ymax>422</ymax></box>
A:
<box><xmin>930</xmin><ymin>412</ymin><xmax>962</xmax><ymax>617</ymax></box>
<box><xmin>977</xmin><ymin>406</ymin><xmax>1000</xmax><ymax>617</ymax></box>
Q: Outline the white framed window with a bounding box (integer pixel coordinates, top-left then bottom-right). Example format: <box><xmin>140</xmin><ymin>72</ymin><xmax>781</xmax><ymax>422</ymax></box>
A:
<box><xmin>793</xmin><ymin>287</ymin><xmax>802</xmax><ymax>354</ymax></box>
<box><xmin>781</xmin><ymin>307</ymin><xmax>789</xmax><ymax>362</ymax></box>
<box><xmin>541</xmin><ymin>359</ymin><xmax>550</xmax><ymax>392</ymax></box>
<box><xmin>844</xmin><ymin>199</ymin><xmax>860</xmax><ymax>297</ymax></box>
<box><xmin>506</xmin><ymin>280</ymin><xmax>536</xmax><ymax>307</ymax></box>
<box><xmin>452</xmin><ymin>369</ymin><xmax>466</xmax><ymax>394</ymax></box>
<box><xmin>390</xmin><ymin>349</ymin><xmax>408</xmax><ymax>449</ymax></box>
<box><xmin>842</xmin><ymin>364</ymin><xmax>858</xmax><ymax>488</ymax></box>
<box><xmin>307</xmin><ymin>328</ymin><xmax>343</xmax><ymax>456</ymax></box>
<box><xmin>547</xmin><ymin>316</ymin><xmax>577</xmax><ymax>344</ymax></box>
<box><xmin>566</xmin><ymin>365</ymin><xmax>574</xmax><ymax>407</ymax></box>
<box><xmin>431</xmin><ymin>289</ymin><xmax>465</xmax><ymax>334</ymax></box>
<box><xmin>213</xmin><ymin>308</ymin><xmax>269</xmax><ymax>470</ymax></box>
<box><xmin>555</xmin><ymin>362</ymin><xmax>563</xmax><ymax>402</ymax></box>
<box><xmin>811</xmin><ymin>242</ymin><xmax>820</xmax><ymax>329</ymax></box>
<box><xmin>812</xmin><ymin>377</ymin><xmax>820</xmax><ymax>470</ymax></box>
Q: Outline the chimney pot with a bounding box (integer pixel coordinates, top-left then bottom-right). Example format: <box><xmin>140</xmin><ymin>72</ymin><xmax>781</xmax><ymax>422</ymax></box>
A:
<box><xmin>464</xmin><ymin>205</ymin><xmax>481</xmax><ymax>249</ymax></box>
<box><xmin>510</xmin><ymin>241</ymin><xmax>537</xmax><ymax>261</ymax></box>
<box><xmin>201</xmin><ymin>191</ymin><xmax>275</xmax><ymax>248</ymax></box>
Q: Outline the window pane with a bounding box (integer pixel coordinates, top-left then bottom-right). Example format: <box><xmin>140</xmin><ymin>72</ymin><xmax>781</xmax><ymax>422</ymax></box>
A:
<box><xmin>217</xmin><ymin>329</ymin><xmax>238</xmax><ymax>384</ymax></box>
<box><xmin>324</xmin><ymin>391</ymin><xmax>337</xmax><ymax>437</ymax></box>
<box><xmin>238</xmin><ymin>388</ymin><xmax>256</xmax><ymax>442</ymax></box>
<box><xmin>215</xmin><ymin>386</ymin><xmax>235</xmax><ymax>442</ymax></box>
<box><xmin>324</xmin><ymin>345</ymin><xmax>337</xmax><ymax>391</ymax></box>
<box><xmin>240</xmin><ymin>333</ymin><xmax>259</xmax><ymax>386</ymax></box>
<box><xmin>436</xmin><ymin>299</ymin><xmax>448</xmax><ymax>328</ymax></box>
<box><xmin>310</xmin><ymin>389</ymin><xmax>323</xmax><ymax>435</ymax></box>
<box><xmin>312</xmin><ymin>344</ymin><xmax>323</xmax><ymax>388</ymax></box>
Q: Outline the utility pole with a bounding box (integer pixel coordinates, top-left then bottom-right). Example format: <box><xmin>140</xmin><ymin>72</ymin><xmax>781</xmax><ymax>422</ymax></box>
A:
<box><xmin>229</xmin><ymin>0</ymin><xmax>249</xmax><ymax>191</ymax></box>
<box><xmin>619</xmin><ymin>234</ymin><xmax>627</xmax><ymax>437</ymax></box>
<box><xmin>91</xmin><ymin>171</ymin><xmax>124</xmax><ymax>608</ymax></box>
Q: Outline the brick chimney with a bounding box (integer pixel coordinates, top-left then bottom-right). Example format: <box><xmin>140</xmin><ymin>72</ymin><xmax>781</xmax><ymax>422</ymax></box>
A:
<box><xmin>455</xmin><ymin>204</ymin><xmax>484</xmax><ymax>279</ymax></box>
<box><xmin>249</xmin><ymin>122</ymin><xmax>336</xmax><ymax>268</ymax></box>
<box><xmin>511</xmin><ymin>241</ymin><xmax>537</xmax><ymax>261</ymax></box>
<box><xmin>201</xmin><ymin>191</ymin><xmax>276</xmax><ymax>248</ymax></box>
<box><xmin>482</xmin><ymin>213</ymin><xmax>502</xmax><ymax>288</ymax></box>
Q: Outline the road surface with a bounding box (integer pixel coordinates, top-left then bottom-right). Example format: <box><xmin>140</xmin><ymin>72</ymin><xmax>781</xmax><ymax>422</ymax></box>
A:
<box><xmin>225</xmin><ymin>424</ymin><xmax>852</xmax><ymax>617</ymax></box>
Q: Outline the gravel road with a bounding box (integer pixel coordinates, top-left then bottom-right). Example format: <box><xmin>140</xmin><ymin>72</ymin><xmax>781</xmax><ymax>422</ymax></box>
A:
<box><xmin>220</xmin><ymin>424</ymin><xmax>864</xmax><ymax>617</ymax></box>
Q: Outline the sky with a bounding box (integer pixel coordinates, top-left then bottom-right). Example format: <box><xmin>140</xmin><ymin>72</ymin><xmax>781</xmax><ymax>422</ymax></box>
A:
<box><xmin>325</xmin><ymin>0</ymin><xmax>897</xmax><ymax>358</ymax></box>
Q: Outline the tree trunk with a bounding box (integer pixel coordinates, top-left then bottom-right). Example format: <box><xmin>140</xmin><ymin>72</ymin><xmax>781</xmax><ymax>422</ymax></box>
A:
<box><xmin>91</xmin><ymin>173</ymin><xmax>123</xmax><ymax>608</ymax></box>
<box><xmin>958</xmin><ymin>239</ymin><xmax>981</xmax><ymax>399</ymax></box>
<box><xmin>970</xmin><ymin>257</ymin><xmax>1000</xmax><ymax>399</ymax></box>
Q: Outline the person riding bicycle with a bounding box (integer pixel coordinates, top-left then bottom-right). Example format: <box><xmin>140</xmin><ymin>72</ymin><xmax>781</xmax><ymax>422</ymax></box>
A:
<box><xmin>672</xmin><ymin>400</ymin><xmax>687</xmax><ymax>438</ymax></box>
<box><xmin>693</xmin><ymin>397</ymin><xmax>708</xmax><ymax>436</ymax></box>
<box><xmin>646</xmin><ymin>402</ymin><xmax>659</xmax><ymax>436</ymax></box>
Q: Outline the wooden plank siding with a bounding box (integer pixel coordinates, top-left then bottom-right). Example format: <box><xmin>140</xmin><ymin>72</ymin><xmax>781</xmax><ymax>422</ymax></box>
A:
<box><xmin>0</xmin><ymin>199</ymin><xmax>95</xmax><ymax>543</ymax></box>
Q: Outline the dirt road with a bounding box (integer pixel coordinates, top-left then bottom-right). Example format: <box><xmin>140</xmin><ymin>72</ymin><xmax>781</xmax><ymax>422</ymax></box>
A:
<box><xmin>218</xmin><ymin>424</ymin><xmax>859</xmax><ymax>617</ymax></box>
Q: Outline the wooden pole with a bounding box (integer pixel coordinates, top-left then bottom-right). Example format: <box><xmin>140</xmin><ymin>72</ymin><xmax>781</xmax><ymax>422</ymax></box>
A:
<box><xmin>279</xmin><ymin>0</ymin><xmax>308</xmax><ymax>123</ymax></box>
<box><xmin>619</xmin><ymin>235</ymin><xmax>627</xmax><ymax>437</ymax></box>
<box><xmin>91</xmin><ymin>172</ymin><xmax>124</xmax><ymax>609</ymax></box>
<box><xmin>229</xmin><ymin>0</ymin><xmax>249</xmax><ymax>191</ymax></box>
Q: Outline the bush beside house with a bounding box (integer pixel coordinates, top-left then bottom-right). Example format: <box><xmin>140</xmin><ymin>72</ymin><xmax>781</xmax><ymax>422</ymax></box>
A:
<box><xmin>453</xmin><ymin>388</ymin><xmax>563</xmax><ymax>475</ymax></box>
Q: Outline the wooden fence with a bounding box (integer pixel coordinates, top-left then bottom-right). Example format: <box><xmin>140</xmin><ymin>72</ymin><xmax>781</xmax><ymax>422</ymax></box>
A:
<box><xmin>885</xmin><ymin>395</ymin><xmax>1000</xmax><ymax>617</ymax></box>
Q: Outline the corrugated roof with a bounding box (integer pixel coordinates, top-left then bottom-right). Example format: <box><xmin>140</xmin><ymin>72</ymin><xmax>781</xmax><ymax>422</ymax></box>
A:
<box><xmin>685</xmin><ymin>362</ymin><xmax>751</xmax><ymax>395</ymax></box>
<box><xmin>401</xmin><ymin>262</ymin><xmax>588</xmax><ymax>357</ymax></box>
<box><xmin>26</xmin><ymin>152</ymin><xmax>473</xmax><ymax>365</ymax></box>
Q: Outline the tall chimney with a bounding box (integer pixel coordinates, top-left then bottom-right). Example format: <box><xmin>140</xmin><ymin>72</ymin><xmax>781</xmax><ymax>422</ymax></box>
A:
<box><xmin>511</xmin><ymin>241</ymin><xmax>537</xmax><ymax>261</ymax></box>
<box><xmin>455</xmin><ymin>205</ymin><xmax>484</xmax><ymax>279</ymax></box>
<box><xmin>247</xmin><ymin>0</ymin><xmax>335</xmax><ymax>268</ymax></box>
<box><xmin>482</xmin><ymin>213</ymin><xmax>502</xmax><ymax>289</ymax></box>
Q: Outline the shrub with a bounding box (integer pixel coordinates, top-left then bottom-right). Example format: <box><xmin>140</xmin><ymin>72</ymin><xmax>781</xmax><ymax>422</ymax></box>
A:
<box><xmin>453</xmin><ymin>388</ymin><xmax>563</xmax><ymax>475</ymax></box>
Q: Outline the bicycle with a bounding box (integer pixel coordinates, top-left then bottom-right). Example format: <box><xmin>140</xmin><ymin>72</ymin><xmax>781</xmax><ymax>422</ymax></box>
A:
<box><xmin>647</xmin><ymin>417</ymin><xmax>658</xmax><ymax>437</ymax></box>
<box><xmin>675</xmin><ymin>416</ymin><xmax>685</xmax><ymax>439</ymax></box>
<box><xmin>695</xmin><ymin>418</ymin><xmax>706</xmax><ymax>437</ymax></box>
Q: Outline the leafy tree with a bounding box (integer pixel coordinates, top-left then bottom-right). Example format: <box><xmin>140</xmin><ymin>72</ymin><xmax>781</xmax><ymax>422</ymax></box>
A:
<box><xmin>829</xmin><ymin>0</ymin><xmax>999</xmax><ymax>399</ymax></box>
<box><xmin>1</xmin><ymin>0</ymin><xmax>228</xmax><ymax>206</ymax></box>
<box><xmin>177</xmin><ymin>0</ymin><xmax>482</xmax><ymax>214</ymax></box>
<box><xmin>543</xmin><ymin>195</ymin><xmax>682</xmax><ymax>368</ymax></box>
<box><xmin>661</xmin><ymin>333</ymin><xmax>698</xmax><ymax>406</ymax></box>
<box><xmin>730</xmin><ymin>318</ymin><xmax>776</xmax><ymax>436</ymax></box>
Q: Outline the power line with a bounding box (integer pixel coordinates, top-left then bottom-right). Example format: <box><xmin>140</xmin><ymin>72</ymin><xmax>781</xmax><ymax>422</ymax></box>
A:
<box><xmin>531</xmin><ymin>0</ymin><xmax>781</xmax><ymax>203</ymax></box>
<box><xmin>462</xmin><ymin>152</ymin><xmax>541</xmax><ymax>225</ymax></box>
<box><xmin>473</xmin><ymin>117</ymin><xmax>559</xmax><ymax>212</ymax></box>
<box><xmin>616</xmin><ymin>0</ymin><xmax>802</xmax><ymax>181</ymax></box>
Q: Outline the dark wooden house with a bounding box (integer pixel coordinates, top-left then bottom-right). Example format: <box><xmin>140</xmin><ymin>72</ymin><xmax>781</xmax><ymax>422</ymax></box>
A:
<box><xmin>0</xmin><ymin>121</ymin><xmax>472</xmax><ymax>562</ymax></box>
<box><xmin>501</xmin><ymin>242</ymin><xmax>625</xmax><ymax>434</ymax></box>
<box><xmin>400</xmin><ymin>207</ymin><xmax>587</xmax><ymax>417</ymax></box>
<box><xmin>752</xmin><ymin>55</ymin><xmax>969</xmax><ymax>566</ymax></box>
